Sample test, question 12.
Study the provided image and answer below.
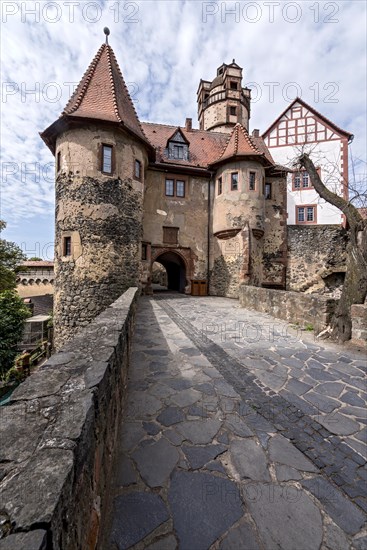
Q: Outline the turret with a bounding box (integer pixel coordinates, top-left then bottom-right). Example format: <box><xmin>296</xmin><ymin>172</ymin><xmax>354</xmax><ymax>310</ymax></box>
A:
<box><xmin>197</xmin><ymin>60</ymin><xmax>251</xmax><ymax>133</ymax></box>
<box><xmin>40</xmin><ymin>30</ymin><xmax>154</xmax><ymax>348</ymax></box>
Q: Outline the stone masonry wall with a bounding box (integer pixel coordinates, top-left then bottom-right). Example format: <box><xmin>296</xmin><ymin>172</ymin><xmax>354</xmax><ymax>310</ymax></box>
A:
<box><xmin>351</xmin><ymin>304</ymin><xmax>367</xmax><ymax>348</ymax></box>
<box><xmin>287</xmin><ymin>225</ymin><xmax>348</xmax><ymax>293</ymax></box>
<box><xmin>0</xmin><ymin>288</ymin><xmax>138</xmax><ymax>550</ymax></box>
<box><xmin>239</xmin><ymin>284</ymin><xmax>337</xmax><ymax>334</ymax></box>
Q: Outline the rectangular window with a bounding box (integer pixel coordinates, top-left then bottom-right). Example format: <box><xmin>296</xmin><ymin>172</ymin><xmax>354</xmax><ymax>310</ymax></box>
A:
<box><xmin>296</xmin><ymin>205</ymin><xmax>316</xmax><ymax>224</ymax></box>
<box><xmin>57</xmin><ymin>151</ymin><xmax>61</xmax><ymax>173</ymax></box>
<box><xmin>231</xmin><ymin>172</ymin><xmax>238</xmax><ymax>191</ymax></box>
<box><xmin>294</xmin><ymin>173</ymin><xmax>301</xmax><ymax>189</ymax></box>
<box><xmin>102</xmin><ymin>144</ymin><xmax>113</xmax><ymax>174</ymax></box>
<box><xmin>230</xmin><ymin>81</ymin><xmax>238</xmax><ymax>90</ymax></box>
<box><xmin>302</xmin><ymin>171</ymin><xmax>309</xmax><ymax>188</ymax></box>
<box><xmin>249</xmin><ymin>171</ymin><xmax>256</xmax><ymax>190</ymax></box>
<box><xmin>265</xmin><ymin>182</ymin><xmax>272</xmax><ymax>200</ymax></box>
<box><xmin>165</xmin><ymin>179</ymin><xmax>174</xmax><ymax>196</ymax></box>
<box><xmin>63</xmin><ymin>236</ymin><xmax>71</xmax><ymax>256</ymax></box>
<box><xmin>134</xmin><ymin>159</ymin><xmax>142</xmax><ymax>180</ymax></box>
<box><xmin>230</xmin><ymin>106</ymin><xmax>236</xmax><ymax>116</ymax></box>
<box><xmin>163</xmin><ymin>227</ymin><xmax>178</xmax><ymax>245</ymax></box>
<box><xmin>218</xmin><ymin>177</ymin><xmax>222</xmax><ymax>195</ymax></box>
<box><xmin>173</xmin><ymin>145</ymin><xmax>184</xmax><ymax>159</ymax></box>
<box><xmin>142</xmin><ymin>243</ymin><xmax>147</xmax><ymax>261</ymax></box>
<box><xmin>176</xmin><ymin>180</ymin><xmax>185</xmax><ymax>197</ymax></box>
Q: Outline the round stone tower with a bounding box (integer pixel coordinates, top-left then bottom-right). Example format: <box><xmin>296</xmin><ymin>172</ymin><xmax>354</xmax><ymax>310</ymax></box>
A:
<box><xmin>209</xmin><ymin>124</ymin><xmax>272</xmax><ymax>292</ymax></box>
<box><xmin>41</xmin><ymin>37</ymin><xmax>154</xmax><ymax>348</ymax></box>
<box><xmin>197</xmin><ymin>61</ymin><xmax>251</xmax><ymax>133</ymax></box>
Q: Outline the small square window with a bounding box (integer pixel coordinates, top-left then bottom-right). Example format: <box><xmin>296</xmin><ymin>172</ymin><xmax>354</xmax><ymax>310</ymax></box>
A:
<box><xmin>176</xmin><ymin>180</ymin><xmax>185</xmax><ymax>197</ymax></box>
<box><xmin>135</xmin><ymin>159</ymin><xmax>142</xmax><ymax>180</ymax></box>
<box><xmin>63</xmin><ymin>236</ymin><xmax>71</xmax><ymax>256</ymax></box>
<box><xmin>218</xmin><ymin>177</ymin><xmax>222</xmax><ymax>195</ymax></box>
<box><xmin>230</xmin><ymin>106</ymin><xmax>237</xmax><ymax>116</ymax></box>
<box><xmin>101</xmin><ymin>144</ymin><xmax>113</xmax><ymax>174</ymax></box>
<box><xmin>165</xmin><ymin>179</ymin><xmax>174</xmax><ymax>196</ymax></box>
<box><xmin>249</xmin><ymin>172</ymin><xmax>256</xmax><ymax>190</ymax></box>
<box><xmin>230</xmin><ymin>81</ymin><xmax>238</xmax><ymax>90</ymax></box>
<box><xmin>231</xmin><ymin>172</ymin><xmax>238</xmax><ymax>191</ymax></box>
<box><xmin>265</xmin><ymin>182</ymin><xmax>272</xmax><ymax>200</ymax></box>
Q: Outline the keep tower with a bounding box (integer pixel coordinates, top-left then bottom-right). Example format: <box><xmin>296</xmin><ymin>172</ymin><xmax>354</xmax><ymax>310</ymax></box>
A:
<box><xmin>197</xmin><ymin>60</ymin><xmax>251</xmax><ymax>133</ymax></box>
<box><xmin>41</xmin><ymin>34</ymin><xmax>154</xmax><ymax>349</ymax></box>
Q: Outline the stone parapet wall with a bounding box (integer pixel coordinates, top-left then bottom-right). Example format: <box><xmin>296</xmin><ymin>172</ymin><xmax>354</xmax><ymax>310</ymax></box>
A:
<box><xmin>0</xmin><ymin>288</ymin><xmax>139</xmax><ymax>550</ymax></box>
<box><xmin>351</xmin><ymin>304</ymin><xmax>367</xmax><ymax>348</ymax></box>
<box><xmin>239</xmin><ymin>284</ymin><xmax>336</xmax><ymax>334</ymax></box>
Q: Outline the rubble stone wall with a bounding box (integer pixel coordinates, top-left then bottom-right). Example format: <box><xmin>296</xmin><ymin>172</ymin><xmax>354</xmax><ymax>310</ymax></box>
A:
<box><xmin>0</xmin><ymin>288</ymin><xmax>138</xmax><ymax>550</ymax></box>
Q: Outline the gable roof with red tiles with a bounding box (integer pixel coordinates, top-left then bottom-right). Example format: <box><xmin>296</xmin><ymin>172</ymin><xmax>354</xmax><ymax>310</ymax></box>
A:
<box><xmin>41</xmin><ymin>43</ymin><xmax>151</xmax><ymax>152</ymax></box>
<box><xmin>141</xmin><ymin>122</ymin><xmax>275</xmax><ymax>171</ymax></box>
<box><xmin>262</xmin><ymin>97</ymin><xmax>353</xmax><ymax>141</ymax></box>
<box><xmin>141</xmin><ymin>122</ymin><xmax>229</xmax><ymax>170</ymax></box>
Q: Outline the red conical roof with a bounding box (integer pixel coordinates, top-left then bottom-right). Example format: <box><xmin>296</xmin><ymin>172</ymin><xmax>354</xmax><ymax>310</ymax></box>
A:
<box><xmin>214</xmin><ymin>123</ymin><xmax>264</xmax><ymax>164</ymax></box>
<box><xmin>62</xmin><ymin>43</ymin><xmax>146</xmax><ymax>142</ymax></box>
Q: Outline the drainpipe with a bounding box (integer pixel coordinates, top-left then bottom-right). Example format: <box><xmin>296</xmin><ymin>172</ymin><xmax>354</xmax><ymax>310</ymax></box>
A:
<box><xmin>207</xmin><ymin>172</ymin><xmax>214</xmax><ymax>293</ymax></box>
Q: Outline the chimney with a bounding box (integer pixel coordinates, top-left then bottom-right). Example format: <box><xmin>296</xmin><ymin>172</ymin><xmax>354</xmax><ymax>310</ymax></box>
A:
<box><xmin>185</xmin><ymin>118</ymin><xmax>192</xmax><ymax>131</ymax></box>
<box><xmin>252</xmin><ymin>129</ymin><xmax>260</xmax><ymax>138</ymax></box>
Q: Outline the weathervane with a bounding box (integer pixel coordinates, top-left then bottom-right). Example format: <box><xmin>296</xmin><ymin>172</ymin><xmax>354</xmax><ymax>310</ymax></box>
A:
<box><xmin>104</xmin><ymin>27</ymin><xmax>110</xmax><ymax>45</ymax></box>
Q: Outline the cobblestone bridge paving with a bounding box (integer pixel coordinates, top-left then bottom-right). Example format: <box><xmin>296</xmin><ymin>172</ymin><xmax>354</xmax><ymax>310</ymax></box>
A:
<box><xmin>102</xmin><ymin>295</ymin><xmax>367</xmax><ymax>550</ymax></box>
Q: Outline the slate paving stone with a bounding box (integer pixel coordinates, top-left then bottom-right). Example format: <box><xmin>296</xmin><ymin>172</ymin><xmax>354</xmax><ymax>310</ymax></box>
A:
<box><xmin>206</xmin><ymin>460</ymin><xmax>227</xmax><ymax>474</ymax></box>
<box><xmin>245</xmin><ymin>482</ymin><xmax>323</xmax><ymax>550</ymax></box>
<box><xmin>301</xmin><ymin>477</ymin><xmax>366</xmax><ymax>535</ymax></box>
<box><xmin>219</xmin><ymin>521</ymin><xmax>260</xmax><ymax>550</ymax></box>
<box><xmin>194</xmin><ymin>382</ymin><xmax>216</xmax><ymax>395</ymax></box>
<box><xmin>120</xmin><ymin>421</ymin><xmax>146</xmax><ymax>452</ymax></box>
<box><xmin>143</xmin><ymin>421</ymin><xmax>161</xmax><ymax>436</ymax></box>
<box><xmin>166</xmin><ymin>379</ymin><xmax>192</xmax><ymax>391</ymax></box>
<box><xmin>127</xmin><ymin>392</ymin><xmax>163</xmax><ymax>418</ymax></box>
<box><xmin>318</xmin><ymin>412</ymin><xmax>360</xmax><ymax>436</ymax></box>
<box><xmin>176</xmin><ymin>418</ymin><xmax>222</xmax><ymax>445</ymax></box>
<box><xmin>179</xmin><ymin>347</ymin><xmax>201</xmax><ymax>356</ymax></box>
<box><xmin>149</xmin><ymin>384</ymin><xmax>176</xmax><ymax>399</ymax></box>
<box><xmin>279</xmin><ymin>390</ymin><xmax>319</xmax><ymax>416</ymax></box>
<box><xmin>355</xmin><ymin>427</ymin><xmax>367</xmax><ymax>443</ymax></box>
<box><xmin>163</xmin><ymin>429</ymin><xmax>186</xmax><ymax>446</ymax></box>
<box><xmin>169</xmin><ymin>388</ymin><xmax>202</xmax><ymax>408</ymax></box>
<box><xmin>268</xmin><ymin>434</ymin><xmax>317</xmax><ymax>472</ymax></box>
<box><xmin>132</xmin><ymin>438</ymin><xmax>179</xmax><ymax>487</ymax></box>
<box><xmin>341</xmin><ymin>392</ymin><xmax>366</xmax><ymax>407</ymax></box>
<box><xmin>322</xmin><ymin>522</ymin><xmax>351</xmax><ymax>550</ymax></box>
<box><xmin>275</xmin><ymin>464</ymin><xmax>303</xmax><ymax>481</ymax></box>
<box><xmin>215</xmin><ymin>380</ymin><xmax>240</xmax><ymax>398</ymax></box>
<box><xmin>168</xmin><ymin>471</ymin><xmax>243</xmax><ymax>550</ymax></box>
<box><xmin>353</xmin><ymin>535</ymin><xmax>367</xmax><ymax>550</ymax></box>
<box><xmin>256</xmin><ymin>431</ymin><xmax>270</xmax><ymax>449</ymax></box>
<box><xmin>183</xmin><ymin>444</ymin><xmax>227</xmax><ymax>469</ymax></box>
<box><xmin>157</xmin><ymin>407</ymin><xmax>185</xmax><ymax>427</ymax></box>
<box><xmin>217</xmin><ymin>431</ymin><xmax>230</xmax><ymax>444</ymax></box>
<box><xmin>115</xmin><ymin>455</ymin><xmax>138</xmax><ymax>487</ymax></box>
<box><xmin>314</xmin><ymin>381</ymin><xmax>345</xmax><ymax>398</ymax></box>
<box><xmin>303</xmin><ymin>391</ymin><xmax>340</xmax><ymax>413</ymax></box>
<box><xmin>225</xmin><ymin>414</ymin><xmax>254</xmax><ymax>437</ymax></box>
<box><xmin>146</xmin><ymin>534</ymin><xmax>177</xmax><ymax>550</ymax></box>
<box><xmin>110</xmin><ymin>492</ymin><xmax>169</xmax><ymax>550</ymax></box>
<box><xmin>187</xmin><ymin>404</ymin><xmax>209</xmax><ymax>417</ymax></box>
<box><xmin>285</xmin><ymin>378</ymin><xmax>312</xmax><ymax>396</ymax></box>
<box><xmin>230</xmin><ymin>439</ymin><xmax>271</xmax><ymax>481</ymax></box>
<box><xmin>307</xmin><ymin>368</ymin><xmax>337</xmax><ymax>381</ymax></box>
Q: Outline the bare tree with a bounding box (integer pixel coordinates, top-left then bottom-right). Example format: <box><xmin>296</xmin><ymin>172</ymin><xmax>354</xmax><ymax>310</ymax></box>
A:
<box><xmin>298</xmin><ymin>153</ymin><xmax>367</xmax><ymax>342</ymax></box>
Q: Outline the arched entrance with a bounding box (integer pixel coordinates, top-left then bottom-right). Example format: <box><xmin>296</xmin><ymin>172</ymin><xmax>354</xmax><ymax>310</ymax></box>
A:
<box><xmin>153</xmin><ymin>251</ymin><xmax>187</xmax><ymax>292</ymax></box>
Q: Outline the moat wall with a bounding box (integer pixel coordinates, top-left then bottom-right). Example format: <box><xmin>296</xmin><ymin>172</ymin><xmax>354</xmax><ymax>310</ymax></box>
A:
<box><xmin>0</xmin><ymin>288</ymin><xmax>138</xmax><ymax>550</ymax></box>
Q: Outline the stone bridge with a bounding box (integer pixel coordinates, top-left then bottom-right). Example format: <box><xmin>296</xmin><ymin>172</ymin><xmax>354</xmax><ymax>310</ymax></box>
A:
<box><xmin>0</xmin><ymin>289</ymin><xmax>366</xmax><ymax>549</ymax></box>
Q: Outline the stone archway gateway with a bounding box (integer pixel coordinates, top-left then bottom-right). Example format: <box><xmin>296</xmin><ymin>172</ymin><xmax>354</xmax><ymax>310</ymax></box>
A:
<box><xmin>151</xmin><ymin>247</ymin><xmax>193</xmax><ymax>293</ymax></box>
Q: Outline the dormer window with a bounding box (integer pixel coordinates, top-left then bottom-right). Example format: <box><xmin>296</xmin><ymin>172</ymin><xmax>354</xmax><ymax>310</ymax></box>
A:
<box><xmin>166</xmin><ymin>129</ymin><xmax>189</xmax><ymax>161</ymax></box>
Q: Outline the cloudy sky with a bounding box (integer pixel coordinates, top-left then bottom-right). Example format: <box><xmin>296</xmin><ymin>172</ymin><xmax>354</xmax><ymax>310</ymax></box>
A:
<box><xmin>1</xmin><ymin>0</ymin><xmax>366</xmax><ymax>258</ymax></box>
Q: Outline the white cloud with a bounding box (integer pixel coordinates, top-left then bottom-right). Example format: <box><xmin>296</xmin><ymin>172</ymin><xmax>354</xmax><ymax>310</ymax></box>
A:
<box><xmin>0</xmin><ymin>0</ymin><xmax>366</xmax><ymax>253</ymax></box>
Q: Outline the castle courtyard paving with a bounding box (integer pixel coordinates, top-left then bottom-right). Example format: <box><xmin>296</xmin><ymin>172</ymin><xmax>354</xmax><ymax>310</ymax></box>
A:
<box><xmin>102</xmin><ymin>294</ymin><xmax>367</xmax><ymax>550</ymax></box>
